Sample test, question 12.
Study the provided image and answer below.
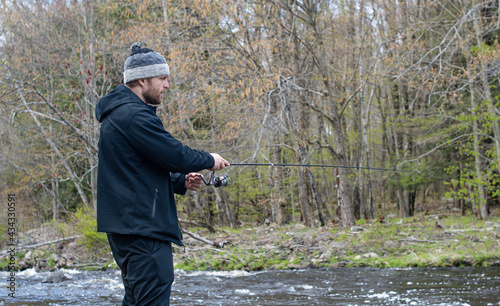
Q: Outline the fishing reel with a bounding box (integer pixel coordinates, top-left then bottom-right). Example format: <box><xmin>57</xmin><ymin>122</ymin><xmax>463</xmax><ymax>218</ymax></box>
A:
<box><xmin>200</xmin><ymin>170</ymin><xmax>230</xmax><ymax>188</ymax></box>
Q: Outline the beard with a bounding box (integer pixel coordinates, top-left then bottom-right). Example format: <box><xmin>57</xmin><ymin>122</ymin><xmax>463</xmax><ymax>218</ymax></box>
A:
<box><xmin>143</xmin><ymin>81</ymin><xmax>163</xmax><ymax>105</ymax></box>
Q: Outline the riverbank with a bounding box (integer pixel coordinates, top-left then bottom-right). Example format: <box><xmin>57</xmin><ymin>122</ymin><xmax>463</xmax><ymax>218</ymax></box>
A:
<box><xmin>174</xmin><ymin>213</ymin><xmax>500</xmax><ymax>271</ymax></box>
<box><xmin>2</xmin><ymin>209</ymin><xmax>500</xmax><ymax>272</ymax></box>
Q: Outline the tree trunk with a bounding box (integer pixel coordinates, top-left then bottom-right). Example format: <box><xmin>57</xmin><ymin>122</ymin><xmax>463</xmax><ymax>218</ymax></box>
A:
<box><xmin>362</xmin><ymin>79</ymin><xmax>376</xmax><ymax>220</ymax></box>
<box><xmin>214</xmin><ymin>188</ymin><xmax>226</xmax><ymax>226</ymax></box>
<box><xmin>270</xmin><ymin>146</ymin><xmax>288</xmax><ymax>225</ymax></box>
<box><xmin>298</xmin><ymin>168</ymin><xmax>313</xmax><ymax>227</ymax></box>
<box><xmin>473</xmin><ymin>12</ymin><xmax>496</xmax><ymax>218</ymax></box>
<box><xmin>204</xmin><ymin>190</ymin><xmax>213</xmax><ymax>226</ymax></box>
<box><xmin>305</xmin><ymin>168</ymin><xmax>329</xmax><ymax>226</ymax></box>
<box><xmin>215</xmin><ymin>188</ymin><xmax>236</xmax><ymax>229</ymax></box>
<box><xmin>470</xmin><ymin>85</ymin><xmax>487</xmax><ymax>218</ymax></box>
<box><xmin>192</xmin><ymin>191</ymin><xmax>203</xmax><ymax>218</ymax></box>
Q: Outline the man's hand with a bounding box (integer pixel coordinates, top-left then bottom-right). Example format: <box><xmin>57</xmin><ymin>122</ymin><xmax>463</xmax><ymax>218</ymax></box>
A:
<box><xmin>185</xmin><ymin>173</ymin><xmax>204</xmax><ymax>191</ymax></box>
<box><xmin>209</xmin><ymin>153</ymin><xmax>230</xmax><ymax>171</ymax></box>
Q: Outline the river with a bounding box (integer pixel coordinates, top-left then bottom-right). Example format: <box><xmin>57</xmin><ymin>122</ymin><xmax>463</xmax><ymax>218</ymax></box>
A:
<box><xmin>1</xmin><ymin>267</ymin><xmax>499</xmax><ymax>305</ymax></box>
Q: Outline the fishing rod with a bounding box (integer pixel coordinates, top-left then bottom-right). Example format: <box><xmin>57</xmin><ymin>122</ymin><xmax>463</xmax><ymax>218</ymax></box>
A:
<box><xmin>200</xmin><ymin>162</ymin><xmax>421</xmax><ymax>188</ymax></box>
<box><xmin>230</xmin><ymin>163</ymin><xmax>421</xmax><ymax>174</ymax></box>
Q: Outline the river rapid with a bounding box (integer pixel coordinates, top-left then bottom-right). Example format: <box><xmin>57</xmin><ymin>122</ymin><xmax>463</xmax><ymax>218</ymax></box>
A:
<box><xmin>1</xmin><ymin>267</ymin><xmax>499</xmax><ymax>305</ymax></box>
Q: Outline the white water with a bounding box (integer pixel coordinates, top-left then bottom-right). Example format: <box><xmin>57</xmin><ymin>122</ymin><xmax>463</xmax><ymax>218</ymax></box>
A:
<box><xmin>0</xmin><ymin>267</ymin><xmax>499</xmax><ymax>305</ymax></box>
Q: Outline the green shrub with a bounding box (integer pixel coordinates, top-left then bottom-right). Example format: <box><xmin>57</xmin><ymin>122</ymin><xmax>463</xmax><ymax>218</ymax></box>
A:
<box><xmin>356</xmin><ymin>218</ymin><xmax>367</xmax><ymax>225</ymax></box>
<box><xmin>73</xmin><ymin>208</ymin><xmax>109</xmax><ymax>259</ymax></box>
<box><xmin>0</xmin><ymin>222</ymin><xmax>6</xmax><ymax>246</ymax></box>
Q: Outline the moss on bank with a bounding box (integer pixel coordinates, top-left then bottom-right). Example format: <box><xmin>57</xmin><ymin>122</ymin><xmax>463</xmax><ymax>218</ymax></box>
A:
<box><xmin>173</xmin><ymin>215</ymin><xmax>500</xmax><ymax>271</ymax></box>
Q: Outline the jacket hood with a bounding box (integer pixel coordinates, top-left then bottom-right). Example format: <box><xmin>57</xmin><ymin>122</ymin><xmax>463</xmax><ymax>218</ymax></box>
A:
<box><xmin>95</xmin><ymin>84</ymin><xmax>143</xmax><ymax>122</ymax></box>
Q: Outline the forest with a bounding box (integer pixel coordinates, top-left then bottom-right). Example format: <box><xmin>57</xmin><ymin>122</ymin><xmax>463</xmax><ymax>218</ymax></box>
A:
<box><xmin>1</xmin><ymin>0</ymin><xmax>499</xmax><ymax>235</ymax></box>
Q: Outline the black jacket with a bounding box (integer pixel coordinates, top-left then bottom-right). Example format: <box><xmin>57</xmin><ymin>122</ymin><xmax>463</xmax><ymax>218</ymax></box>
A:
<box><xmin>95</xmin><ymin>84</ymin><xmax>214</xmax><ymax>245</ymax></box>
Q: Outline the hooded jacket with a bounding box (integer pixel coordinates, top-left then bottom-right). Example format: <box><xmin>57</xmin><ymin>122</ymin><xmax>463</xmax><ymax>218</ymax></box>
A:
<box><xmin>95</xmin><ymin>84</ymin><xmax>214</xmax><ymax>245</ymax></box>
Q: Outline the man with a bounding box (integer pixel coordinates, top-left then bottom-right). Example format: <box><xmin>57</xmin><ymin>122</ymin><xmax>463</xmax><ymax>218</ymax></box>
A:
<box><xmin>95</xmin><ymin>43</ymin><xmax>229</xmax><ymax>305</ymax></box>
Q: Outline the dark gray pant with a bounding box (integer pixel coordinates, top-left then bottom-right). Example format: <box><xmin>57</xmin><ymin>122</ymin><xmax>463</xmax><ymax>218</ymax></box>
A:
<box><xmin>107</xmin><ymin>234</ymin><xmax>174</xmax><ymax>306</ymax></box>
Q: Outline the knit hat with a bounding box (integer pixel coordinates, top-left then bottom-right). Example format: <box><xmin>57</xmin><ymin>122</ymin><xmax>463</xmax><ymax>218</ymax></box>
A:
<box><xmin>123</xmin><ymin>43</ymin><xmax>170</xmax><ymax>84</ymax></box>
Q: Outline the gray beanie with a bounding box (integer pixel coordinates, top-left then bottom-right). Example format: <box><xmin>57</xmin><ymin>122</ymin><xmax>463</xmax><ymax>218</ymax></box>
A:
<box><xmin>123</xmin><ymin>43</ymin><xmax>170</xmax><ymax>84</ymax></box>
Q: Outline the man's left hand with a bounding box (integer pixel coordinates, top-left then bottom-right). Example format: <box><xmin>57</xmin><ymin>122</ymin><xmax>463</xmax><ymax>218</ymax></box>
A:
<box><xmin>185</xmin><ymin>173</ymin><xmax>203</xmax><ymax>191</ymax></box>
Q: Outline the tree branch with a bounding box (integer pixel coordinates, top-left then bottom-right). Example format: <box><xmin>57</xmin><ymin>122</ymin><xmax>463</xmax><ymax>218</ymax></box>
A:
<box><xmin>24</xmin><ymin>82</ymin><xmax>98</xmax><ymax>154</ymax></box>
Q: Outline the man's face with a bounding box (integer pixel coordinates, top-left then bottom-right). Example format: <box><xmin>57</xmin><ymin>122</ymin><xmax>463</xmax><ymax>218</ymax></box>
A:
<box><xmin>143</xmin><ymin>75</ymin><xmax>169</xmax><ymax>105</ymax></box>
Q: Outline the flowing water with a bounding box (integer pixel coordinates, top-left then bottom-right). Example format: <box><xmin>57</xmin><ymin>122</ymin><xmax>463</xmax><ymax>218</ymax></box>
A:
<box><xmin>0</xmin><ymin>267</ymin><xmax>499</xmax><ymax>305</ymax></box>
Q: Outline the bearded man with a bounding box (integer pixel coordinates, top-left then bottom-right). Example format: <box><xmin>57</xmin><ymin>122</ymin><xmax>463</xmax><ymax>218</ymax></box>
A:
<box><xmin>95</xmin><ymin>43</ymin><xmax>229</xmax><ymax>305</ymax></box>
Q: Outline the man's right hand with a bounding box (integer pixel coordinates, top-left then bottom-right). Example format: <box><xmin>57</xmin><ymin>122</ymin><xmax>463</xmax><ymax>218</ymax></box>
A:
<box><xmin>209</xmin><ymin>153</ymin><xmax>230</xmax><ymax>171</ymax></box>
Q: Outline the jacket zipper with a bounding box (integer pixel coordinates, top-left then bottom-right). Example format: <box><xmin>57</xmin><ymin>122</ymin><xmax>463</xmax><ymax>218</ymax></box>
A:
<box><xmin>152</xmin><ymin>187</ymin><xmax>158</xmax><ymax>220</ymax></box>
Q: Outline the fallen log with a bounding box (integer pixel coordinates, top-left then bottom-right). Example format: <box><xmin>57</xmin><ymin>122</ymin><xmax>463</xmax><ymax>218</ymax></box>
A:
<box><xmin>398</xmin><ymin>237</ymin><xmax>437</xmax><ymax>244</ymax></box>
<box><xmin>180</xmin><ymin>227</ymin><xmax>227</xmax><ymax>248</ymax></box>
<box><xmin>21</xmin><ymin>236</ymin><xmax>80</xmax><ymax>250</ymax></box>
<box><xmin>178</xmin><ymin>219</ymin><xmax>216</xmax><ymax>233</ymax></box>
<box><xmin>0</xmin><ymin>236</ymin><xmax>80</xmax><ymax>257</ymax></box>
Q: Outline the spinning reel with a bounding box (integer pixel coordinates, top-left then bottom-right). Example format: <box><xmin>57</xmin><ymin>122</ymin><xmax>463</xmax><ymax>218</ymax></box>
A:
<box><xmin>200</xmin><ymin>170</ymin><xmax>229</xmax><ymax>188</ymax></box>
